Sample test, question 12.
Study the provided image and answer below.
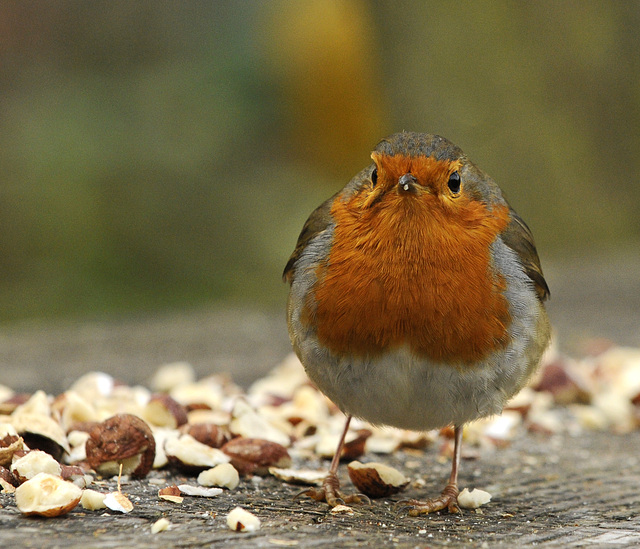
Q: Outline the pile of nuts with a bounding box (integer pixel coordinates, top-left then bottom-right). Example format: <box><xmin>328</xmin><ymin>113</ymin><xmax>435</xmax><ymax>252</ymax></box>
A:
<box><xmin>1</xmin><ymin>340</ymin><xmax>640</xmax><ymax>524</ymax></box>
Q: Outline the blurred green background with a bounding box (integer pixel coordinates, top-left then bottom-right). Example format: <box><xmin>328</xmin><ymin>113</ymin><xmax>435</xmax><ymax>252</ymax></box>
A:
<box><xmin>1</xmin><ymin>0</ymin><xmax>638</xmax><ymax>324</ymax></box>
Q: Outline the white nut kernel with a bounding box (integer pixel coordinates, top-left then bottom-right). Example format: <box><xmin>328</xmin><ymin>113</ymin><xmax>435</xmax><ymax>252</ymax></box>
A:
<box><xmin>226</xmin><ymin>506</ymin><xmax>261</xmax><ymax>532</ymax></box>
<box><xmin>197</xmin><ymin>463</ymin><xmax>239</xmax><ymax>490</ymax></box>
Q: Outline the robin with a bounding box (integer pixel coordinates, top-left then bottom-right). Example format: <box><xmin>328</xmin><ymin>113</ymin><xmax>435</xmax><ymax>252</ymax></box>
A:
<box><xmin>283</xmin><ymin>132</ymin><xmax>551</xmax><ymax>514</ymax></box>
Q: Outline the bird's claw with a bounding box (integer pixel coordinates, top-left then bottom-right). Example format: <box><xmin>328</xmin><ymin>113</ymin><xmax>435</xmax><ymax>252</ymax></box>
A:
<box><xmin>294</xmin><ymin>472</ymin><xmax>370</xmax><ymax>507</ymax></box>
<box><xmin>398</xmin><ymin>483</ymin><xmax>460</xmax><ymax>516</ymax></box>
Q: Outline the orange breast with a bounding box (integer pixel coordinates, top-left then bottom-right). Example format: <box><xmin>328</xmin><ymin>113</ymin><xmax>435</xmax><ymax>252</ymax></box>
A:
<box><xmin>307</xmin><ymin>189</ymin><xmax>512</xmax><ymax>364</ymax></box>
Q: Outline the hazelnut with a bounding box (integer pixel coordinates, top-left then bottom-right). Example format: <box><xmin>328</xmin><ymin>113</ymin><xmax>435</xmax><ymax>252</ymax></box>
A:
<box><xmin>457</xmin><ymin>487</ymin><xmax>492</xmax><ymax>509</ymax></box>
<box><xmin>177</xmin><ymin>484</ymin><xmax>223</xmax><ymax>497</ymax></box>
<box><xmin>15</xmin><ymin>472</ymin><xmax>82</xmax><ymax>517</ymax></box>
<box><xmin>80</xmin><ymin>489</ymin><xmax>107</xmax><ymax>510</ymax></box>
<box><xmin>158</xmin><ymin>484</ymin><xmax>181</xmax><ymax>497</ymax></box>
<box><xmin>143</xmin><ymin>394</ymin><xmax>188</xmax><ymax>429</ymax></box>
<box><xmin>347</xmin><ymin>461</ymin><xmax>409</xmax><ymax>498</ymax></box>
<box><xmin>66</xmin><ymin>429</ymin><xmax>91</xmax><ymax>464</ymax></box>
<box><xmin>229</xmin><ymin>399</ymin><xmax>290</xmax><ymax>447</ymax></box>
<box><xmin>341</xmin><ymin>429</ymin><xmax>372</xmax><ymax>461</ymax></box>
<box><xmin>85</xmin><ymin>414</ymin><xmax>156</xmax><ymax>478</ymax></box>
<box><xmin>181</xmin><ymin>423</ymin><xmax>231</xmax><ymax>449</ymax></box>
<box><xmin>0</xmin><ymin>393</ymin><xmax>31</xmax><ymax>415</ymax></box>
<box><xmin>533</xmin><ymin>360</ymin><xmax>591</xmax><ymax>404</ymax></box>
<box><xmin>11</xmin><ymin>449</ymin><xmax>62</xmax><ymax>483</ymax></box>
<box><xmin>0</xmin><ymin>464</ymin><xmax>18</xmax><ymax>489</ymax></box>
<box><xmin>158</xmin><ymin>484</ymin><xmax>183</xmax><ymax>503</ymax></box>
<box><xmin>151</xmin><ymin>361</ymin><xmax>196</xmax><ymax>392</ymax></box>
<box><xmin>170</xmin><ymin>381</ymin><xmax>224</xmax><ymax>411</ymax></box>
<box><xmin>9</xmin><ymin>413</ymin><xmax>69</xmax><ymax>461</ymax></box>
<box><xmin>51</xmin><ymin>391</ymin><xmax>98</xmax><ymax>432</ymax></box>
<box><xmin>66</xmin><ymin>421</ymin><xmax>100</xmax><ymax>434</ymax></box>
<box><xmin>185</xmin><ymin>403</ymin><xmax>213</xmax><ymax>413</ymax></box>
<box><xmin>60</xmin><ymin>464</ymin><xmax>88</xmax><ymax>488</ymax></box>
<box><xmin>268</xmin><ymin>467</ymin><xmax>326</xmax><ymax>486</ymax></box>
<box><xmin>221</xmin><ymin>437</ymin><xmax>291</xmax><ymax>476</ymax></box>
<box><xmin>197</xmin><ymin>463</ymin><xmax>240</xmax><ymax>490</ymax></box>
<box><xmin>186</xmin><ymin>408</ymin><xmax>230</xmax><ymax>425</ymax></box>
<box><xmin>151</xmin><ymin>517</ymin><xmax>172</xmax><ymax>533</ymax></box>
<box><xmin>164</xmin><ymin>433</ymin><xmax>230</xmax><ymax>471</ymax></box>
<box><xmin>68</xmin><ymin>371</ymin><xmax>115</xmax><ymax>402</ymax></box>
<box><xmin>0</xmin><ymin>425</ymin><xmax>24</xmax><ymax>467</ymax></box>
<box><xmin>226</xmin><ymin>506</ymin><xmax>261</xmax><ymax>532</ymax></box>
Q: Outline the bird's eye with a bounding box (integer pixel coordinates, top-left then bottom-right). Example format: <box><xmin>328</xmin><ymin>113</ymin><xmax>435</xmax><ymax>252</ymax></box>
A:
<box><xmin>447</xmin><ymin>171</ymin><xmax>461</xmax><ymax>194</ymax></box>
<box><xmin>371</xmin><ymin>168</ymin><xmax>378</xmax><ymax>187</ymax></box>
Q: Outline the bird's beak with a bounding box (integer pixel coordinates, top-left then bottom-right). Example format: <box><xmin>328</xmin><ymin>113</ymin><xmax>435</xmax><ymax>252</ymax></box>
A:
<box><xmin>398</xmin><ymin>173</ymin><xmax>418</xmax><ymax>193</ymax></box>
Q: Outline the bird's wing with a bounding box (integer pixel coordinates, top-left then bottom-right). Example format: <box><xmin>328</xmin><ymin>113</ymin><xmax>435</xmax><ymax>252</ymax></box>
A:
<box><xmin>501</xmin><ymin>208</ymin><xmax>550</xmax><ymax>301</ymax></box>
<box><xmin>282</xmin><ymin>193</ymin><xmax>336</xmax><ymax>284</ymax></box>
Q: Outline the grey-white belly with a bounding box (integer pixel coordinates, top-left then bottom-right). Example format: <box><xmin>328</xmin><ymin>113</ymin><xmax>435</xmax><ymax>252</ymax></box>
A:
<box><xmin>287</xmin><ymin>236</ymin><xmax>550</xmax><ymax>430</ymax></box>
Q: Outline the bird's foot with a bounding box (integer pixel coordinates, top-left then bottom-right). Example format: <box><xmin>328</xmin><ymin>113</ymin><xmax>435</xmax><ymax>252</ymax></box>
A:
<box><xmin>400</xmin><ymin>483</ymin><xmax>460</xmax><ymax>516</ymax></box>
<box><xmin>295</xmin><ymin>471</ymin><xmax>369</xmax><ymax>507</ymax></box>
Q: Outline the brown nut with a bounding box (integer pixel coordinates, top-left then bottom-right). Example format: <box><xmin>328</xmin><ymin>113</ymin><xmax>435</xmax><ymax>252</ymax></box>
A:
<box><xmin>85</xmin><ymin>414</ymin><xmax>155</xmax><ymax>478</ymax></box>
<box><xmin>0</xmin><ymin>465</ymin><xmax>19</xmax><ymax>488</ymax></box>
<box><xmin>158</xmin><ymin>484</ymin><xmax>181</xmax><ymax>497</ymax></box>
<box><xmin>221</xmin><ymin>437</ymin><xmax>291</xmax><ymax>476</ymax></box>
<box><xmin>143</xmin><ymin>394</ymin><xmax>188</xmax><ymax>429</ymax></box>
<box><xmin>341</xmin><ymin>429</ymin><xmax>372</xmax><ymax>461</ymax></box>
<box><xmin>185</xmin><ymin>402</ymin><xmax>213</xmax><ymax>413</ymax></box>
<box><xmin>533</xmin><ymin>359</ymin><xmax>591</xmax><ymax>405</ymax></box>
<box><xmin>181</xmin><ymin>423</ymin><xmax>232</xmax><ymax>449</ymax></box>
<box><xmin>66</xmin><ymin>420</ymin><xmax>100</xmax><ymax>434</ymax></box>
<box><xmin>158</xmin><ymin>484</ymin><xmax>183</xmax><ymax>503</ymax></box>
<box><xmin>347</xmin><ymin>461</ymin><xmax>409</xmax><ymax>498</ymax></box>
<box><xmin>61</xmin><ymin>465</ymin><xmax>87</xmax><ymax>488</ymax></box>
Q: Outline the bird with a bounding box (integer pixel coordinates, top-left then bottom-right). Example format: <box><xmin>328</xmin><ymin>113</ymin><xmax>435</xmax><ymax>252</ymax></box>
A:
<box><xmin>283</xmin><ymin>132</ymin><xmax>551</xmax><ymax>514</ymax></box>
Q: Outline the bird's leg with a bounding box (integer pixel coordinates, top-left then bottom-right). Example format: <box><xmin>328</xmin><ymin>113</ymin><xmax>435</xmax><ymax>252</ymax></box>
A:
<box><xmin>404</xmin><ymin>425</ymin><xmax>463</xmax><ymax>515</ymax></box>
<box><xmin>295</xmin><ymin>415</ymin><xmax>367</xmax><ymax>507</ymax></box>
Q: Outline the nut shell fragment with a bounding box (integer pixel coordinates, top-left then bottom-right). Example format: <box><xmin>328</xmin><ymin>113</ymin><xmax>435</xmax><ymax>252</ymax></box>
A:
<box><xmin>158</xmin><ymin>484</ymin><xmax>184</xmax><ymax>503</ymax></box>
<box><xmin>347</xmin><ymin>461</ymin><xmax>409</xmax><ymax>498</ymax></box>
<box><xmin>104</xmin><ymin>491</ymin><xmax>134</xmax><ymax>513</ymax></box>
